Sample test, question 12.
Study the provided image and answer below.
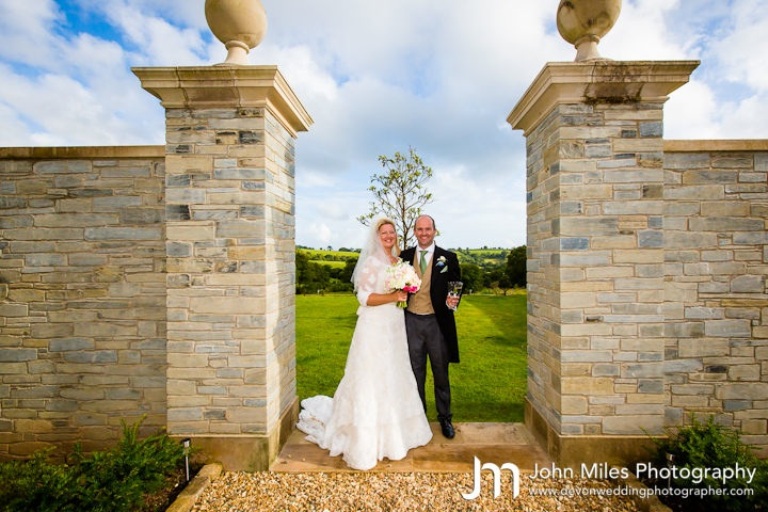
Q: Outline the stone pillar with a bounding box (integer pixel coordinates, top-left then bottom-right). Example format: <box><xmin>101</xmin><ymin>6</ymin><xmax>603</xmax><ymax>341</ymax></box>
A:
<box><xmin>508</xmin><ymin>61</ymin><xmax>698</xmax><ymax>466</ymax></box>
<box><xmin>133</xmin><ymin>66</ymin><xmax>312</xmax><ymax>470</ymax></box>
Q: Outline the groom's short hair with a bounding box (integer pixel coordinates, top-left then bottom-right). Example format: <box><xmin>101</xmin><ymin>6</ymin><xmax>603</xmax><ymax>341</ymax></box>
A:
<box><xmin>417</xmin><ymin>214</ymin><xmax>436</xmax><ymax>230</ymax></box>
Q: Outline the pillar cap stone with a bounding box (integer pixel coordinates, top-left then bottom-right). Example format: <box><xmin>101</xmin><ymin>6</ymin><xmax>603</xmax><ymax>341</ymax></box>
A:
<box><xmin>507</xmin><ymin>60</ymin><xmax>700</xmax><ymax>135</ymax></box>
<box><xmin>133</xmin><ymin>65</ymin><xmax>313</xmax><ymax>136</ymax></box>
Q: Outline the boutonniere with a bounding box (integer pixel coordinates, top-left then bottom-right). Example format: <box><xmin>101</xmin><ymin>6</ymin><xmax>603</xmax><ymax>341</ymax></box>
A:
<box><xmin>436</xmin><ymin>255</ymin><xmax>448</xmax><ymax>273</ymax></box>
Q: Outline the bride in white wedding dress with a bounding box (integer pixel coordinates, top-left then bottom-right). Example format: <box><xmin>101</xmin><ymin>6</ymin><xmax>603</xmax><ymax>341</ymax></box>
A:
<box><xmin>296</xmin><ymin>218</ymin><xmax>433</xmax><ymax>470</ymax></box>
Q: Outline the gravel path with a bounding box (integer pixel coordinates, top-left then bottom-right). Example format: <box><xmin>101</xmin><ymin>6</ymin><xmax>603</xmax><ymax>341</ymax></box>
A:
<box><xmin>190</xmin><ymin>471</ymin><xmax>647</xmax><ymax>511</ymax></box>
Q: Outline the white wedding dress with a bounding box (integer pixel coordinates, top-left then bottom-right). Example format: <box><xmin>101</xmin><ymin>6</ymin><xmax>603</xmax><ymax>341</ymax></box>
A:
<box><xmin>297</xmin><ymin>253</ymin><xmax>432</xmax><ymax>470</ymax></box>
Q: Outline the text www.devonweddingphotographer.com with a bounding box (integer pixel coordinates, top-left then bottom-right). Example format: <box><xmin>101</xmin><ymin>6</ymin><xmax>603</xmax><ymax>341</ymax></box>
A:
<box><xmin>527</xmin><ymin>485</ymin><xmax>754</xmax><ymax>500</ymax></box>
<box><xmin>460</xmin><ymin>457</ymin><xmax>756</xmax><ymax>501</ymax></box>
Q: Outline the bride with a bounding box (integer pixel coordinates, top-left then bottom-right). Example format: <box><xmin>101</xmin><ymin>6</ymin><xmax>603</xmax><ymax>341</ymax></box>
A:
<box><xmin>296</xmin><ymin>218</ymin><xmax>433</xmax><ymax>470</ymax></box>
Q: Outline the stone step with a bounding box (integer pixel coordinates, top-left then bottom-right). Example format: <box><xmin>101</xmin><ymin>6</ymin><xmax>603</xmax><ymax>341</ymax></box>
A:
<box><xmin>271</xmin><ymin>422</ymin><xmax>551</xmax><ymax>473</ymax></box>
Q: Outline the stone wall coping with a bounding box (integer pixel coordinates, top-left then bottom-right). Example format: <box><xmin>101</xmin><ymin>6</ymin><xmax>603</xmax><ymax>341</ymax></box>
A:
<box><xmin>665</xmin><ymin>139</ymin><xmax>768</xmax><ymax>152</ymax></box>
<box><xmin>0</xmin><ymin>145</ymin><xmax>164</xmax><ymax>159</ymax></box>
<box><xmin>3</xmin><ymin>139</ymin><xmax>764</xmax><ymax>161</ymax></box>
<box><xmin>507</xmin><ymin>60</ymin><xmax>700</xmax><ymax>135</ymax></box>
<box><xmin>132</xmin><ymin>65</ymin><xmax>313</xmax><ymax>137</ymax></box>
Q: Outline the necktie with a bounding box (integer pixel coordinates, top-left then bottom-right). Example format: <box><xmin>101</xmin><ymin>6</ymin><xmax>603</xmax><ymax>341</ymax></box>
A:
<box><xmin>419</xmin><ymin>250</ymin><xmax>428</xmax><ymax>274</ymax></box>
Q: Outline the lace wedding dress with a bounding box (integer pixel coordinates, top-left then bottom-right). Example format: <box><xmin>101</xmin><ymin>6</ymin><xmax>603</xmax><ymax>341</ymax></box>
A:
<box><xmin>297</xmin><ymin>249</ymin><xmax>432</xmax><ymax>470</ymax></box>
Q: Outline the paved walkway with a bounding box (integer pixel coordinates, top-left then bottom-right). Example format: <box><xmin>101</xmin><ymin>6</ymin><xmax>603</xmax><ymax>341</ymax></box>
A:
<box><xmin>271</xmin><ymin>422</ymin><xmax>552</xmax><ymax>473</ymax></box>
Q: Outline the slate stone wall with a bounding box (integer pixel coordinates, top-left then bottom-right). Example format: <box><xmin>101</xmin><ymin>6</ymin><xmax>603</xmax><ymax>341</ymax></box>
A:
<box><xmin>0</xmin><ymin>146</ymin><xmax>166</xmax><ymax>458</ymax></box>
<box><xmin>663</xmin><ymin>141</ymin><xmax>768</xmax><ymax>450</ymax></box>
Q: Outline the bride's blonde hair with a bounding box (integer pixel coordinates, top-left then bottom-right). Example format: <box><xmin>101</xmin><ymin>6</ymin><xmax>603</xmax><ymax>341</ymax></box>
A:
<box><xmin>375</xmin><ymin>218</ymin><xmax>400</xmax><ymax>256</ymax></box>
<box><xmin>351</xmin><ymin>217</ymin><xmax>400</xmax><ymax>290</ymax></box>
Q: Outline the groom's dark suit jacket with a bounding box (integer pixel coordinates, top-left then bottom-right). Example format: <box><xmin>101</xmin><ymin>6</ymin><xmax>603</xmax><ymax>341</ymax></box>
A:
<box><xmin>401</xmin><ymin>245</ymin><xmax>461</xmax><ymax>363</ymax></box>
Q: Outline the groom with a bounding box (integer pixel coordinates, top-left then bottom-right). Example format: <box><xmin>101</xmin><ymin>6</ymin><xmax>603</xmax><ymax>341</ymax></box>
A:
<box><xmin>401</xmin><ymin>214</ymin><xmax>461</xmax><ymax>439</ymax></box>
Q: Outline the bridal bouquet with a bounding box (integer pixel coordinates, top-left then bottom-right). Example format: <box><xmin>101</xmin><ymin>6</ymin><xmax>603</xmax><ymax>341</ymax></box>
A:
<box><xmin>385</xmin><ymin>261</ymin><xmax>421</xmax><ymax>308</ymax></box>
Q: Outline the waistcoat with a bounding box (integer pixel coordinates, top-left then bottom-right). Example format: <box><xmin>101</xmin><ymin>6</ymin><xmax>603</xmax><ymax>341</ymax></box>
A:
<box><xmin>407</xmin><ymin>251</ymin><xmax>434</xmax><ymax>315</ymax></box>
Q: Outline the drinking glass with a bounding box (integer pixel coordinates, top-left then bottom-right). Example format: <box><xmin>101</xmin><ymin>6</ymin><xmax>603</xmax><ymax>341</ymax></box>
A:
<box><xmin>447</xmin><ymin>281</ymin><xmax>463</xmax><ymax>311</ymax></box>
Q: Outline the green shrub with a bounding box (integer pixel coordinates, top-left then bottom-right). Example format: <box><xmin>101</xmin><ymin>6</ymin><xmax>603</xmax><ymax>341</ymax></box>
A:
<box><xmin>646</xmin><ymin>415</ymin><xmax>768</xmax><ymax>512</ymax></box>
<box><xmin>0</xmin><ymin>448</ymin><xmax>77</xmax><ymax>511</ymax></box>
<box><xmin>0</xmin><ymin>417</ymin><xmax>187</xmax><ymax>512</ymax></box>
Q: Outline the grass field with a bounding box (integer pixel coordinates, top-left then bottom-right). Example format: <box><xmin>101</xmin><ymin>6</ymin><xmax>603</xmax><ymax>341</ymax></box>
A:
<box><xmin>308</xmin><ymin>259</ymin><xmax>348</xmax><ymax>269</ymax></box>
<box><xmin>296</xmin><ymin>292</ymin><xmax>527</xmax><ymax>423</ymax></box>
<box><xmin>299</xmin><ymin>248</ymin><xmax>357</xmax><ymax>269</ymax></box>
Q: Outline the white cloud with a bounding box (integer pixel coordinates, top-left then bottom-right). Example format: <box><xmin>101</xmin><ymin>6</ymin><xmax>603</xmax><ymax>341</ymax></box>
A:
<box><xmin>0</xmin><ymin>100</ymin><xmax>33</xmax><ymax>145</ymax></box>
<box><xmin>97</xmin><ymin>0</ymin><xmax>209</xmax><ymax>66</ymax></box>
<box><xmin>664</xmin><ymin>78</ymin><xmax>721</xmax><ymax>139</ymax></box>
<box><xmin>0</xmin><ymin>0</ymin><xmax>61</xmax><ymax>66</ymax></box>
<box><xmin>719</xmin><ymin>92</ymin><xmax>768</xmax><ymax>138</ymax></box>
<box><xmin>715</xmin><ymin>1</ymin><xmax>768</xmax><ymax>89</ymax></box>
<box><xmin>600</xmin><ymin>0</ymin><xmax>688</xmax><ymax>61</ymax></box>
<box><xmin>427</xmin><ymin>165</ymin><xmax>527</xmax><ymax>249</ymax></box>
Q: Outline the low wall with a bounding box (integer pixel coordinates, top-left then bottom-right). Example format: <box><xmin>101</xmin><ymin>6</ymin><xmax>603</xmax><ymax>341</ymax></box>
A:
<box><xmin>0</xmin><ymin>146</ymin><xmax>166</xmax><ymax>458</ymax></box>
<box><xmin>663</xmin><ymin>140</ymin><xmax>768</xmax><ymax>455</ymax></box>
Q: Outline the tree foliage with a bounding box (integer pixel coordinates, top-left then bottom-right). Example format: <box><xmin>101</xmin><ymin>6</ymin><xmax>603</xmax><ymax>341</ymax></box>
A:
<box><xmin>458</xmin><ymin>263</ymin><xmax>484</xmax><ymax>294</ymax></box>
<box><xmin>506</xmin><ymin>245</ymin><xmax>527</xmax><ymax>288</ymax></box>
<box><xmin>357</xmin><ymin>147</ymin><xmax>433</xmax><ymax>249</ymax></box>
<box><xmin>295</xmin><ymin>251</ymin><xmax>330</xmax><ymax>294</ymax></box>
<box><xmin>295</xmin><ymin>250</ymin><xmax>355</xmax><ymax>294</ymax></box>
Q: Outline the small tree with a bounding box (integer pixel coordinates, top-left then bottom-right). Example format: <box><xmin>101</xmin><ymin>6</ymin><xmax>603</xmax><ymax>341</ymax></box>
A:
<box><xmin>357</xmin><ymin>147</ymin><xmax>433</xmax><ymax>249</ymax></box>
<box><xmin>460</xmin><ymin>262</ymin><xmax>484</xmax><ymax>294</ymax></box>
<box><xmin>295</xmin><ymin>250</ymin><xmax>331</xmax><ymax>294</ymax></box>
<box><xmin>506</xmin><ymin>245</ymin><xmax>527</xmax><ymax>288</ymax></box>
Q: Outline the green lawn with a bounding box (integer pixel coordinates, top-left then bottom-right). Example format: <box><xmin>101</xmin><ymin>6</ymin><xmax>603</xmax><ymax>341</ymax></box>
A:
<box><xmin>296</xmin><ymin>292</ymin><xmax>527</xmax><ymax>422</ymax></box>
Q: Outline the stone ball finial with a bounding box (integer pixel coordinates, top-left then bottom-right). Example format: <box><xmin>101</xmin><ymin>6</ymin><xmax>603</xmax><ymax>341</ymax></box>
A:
<box><xmin>557</xmin><ymin>0</ymin><xmax>622</xmax><ymax>62</ymax></box>
<box><xmin>205</xmin><ymin>0</ymin><xmax>268</xmax><ymax>65</ymax></box>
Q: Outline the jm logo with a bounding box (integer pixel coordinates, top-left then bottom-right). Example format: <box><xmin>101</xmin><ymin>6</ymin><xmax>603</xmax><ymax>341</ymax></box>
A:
<box><xmin>462</xmin><ymin>456</ymin><xmax>520</xmax><ymax>500</ymax></box>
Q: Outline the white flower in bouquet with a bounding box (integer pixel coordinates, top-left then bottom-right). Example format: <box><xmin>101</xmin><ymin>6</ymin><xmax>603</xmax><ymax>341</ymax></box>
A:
<box><xmin>385</xmin><ymin>261</ymin><xmax>421</xmax><ymax>308</ymax></box>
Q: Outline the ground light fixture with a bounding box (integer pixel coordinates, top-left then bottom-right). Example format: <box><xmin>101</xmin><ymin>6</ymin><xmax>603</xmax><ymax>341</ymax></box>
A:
<box><xmin>181</xmin><ymin>438</ymin><xmax>192</xmax><ymax>482</ymax></box>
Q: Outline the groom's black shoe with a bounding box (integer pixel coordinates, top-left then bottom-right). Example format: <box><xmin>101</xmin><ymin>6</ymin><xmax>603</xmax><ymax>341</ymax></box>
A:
<box><xmin>439</xmin><ymin>419</ymin><xmax>455</xmax><ymax>439</ymax></box>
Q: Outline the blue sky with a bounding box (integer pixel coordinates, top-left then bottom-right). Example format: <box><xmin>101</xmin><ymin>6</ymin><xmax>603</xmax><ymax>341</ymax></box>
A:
<box><xmin>1</xmin><ymin>0</ymin><xmax>767</xmax><ymax>249</ymax></box>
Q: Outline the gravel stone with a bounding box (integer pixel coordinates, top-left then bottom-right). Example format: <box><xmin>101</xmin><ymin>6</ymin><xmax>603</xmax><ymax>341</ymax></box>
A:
<box><xmin>191</xmin><ymin>471</ymin><xmax>643</xmax><ymax>511</ymax></box>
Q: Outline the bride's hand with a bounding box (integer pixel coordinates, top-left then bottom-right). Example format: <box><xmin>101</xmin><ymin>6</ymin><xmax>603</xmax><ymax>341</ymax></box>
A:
<box><xmin>395</xmin><ymin>290</ymin><xmax>408</xmax><ymax>303</ymax></box>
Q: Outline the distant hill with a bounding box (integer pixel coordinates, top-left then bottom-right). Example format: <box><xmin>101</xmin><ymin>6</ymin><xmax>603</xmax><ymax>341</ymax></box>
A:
<box><xmin>297</xmin><ymin>248</ymin><xmax>360</xmax><ymax>269</ymax></box>
<box><xmin>297</xmin><ymin>247</ymin><xmax>513</xmax><ymax>268</ymax></box>
<box><xmin>453</xmin><ymin>248</ymin><xmax>510</xmax><ymax>267</ymax></box>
